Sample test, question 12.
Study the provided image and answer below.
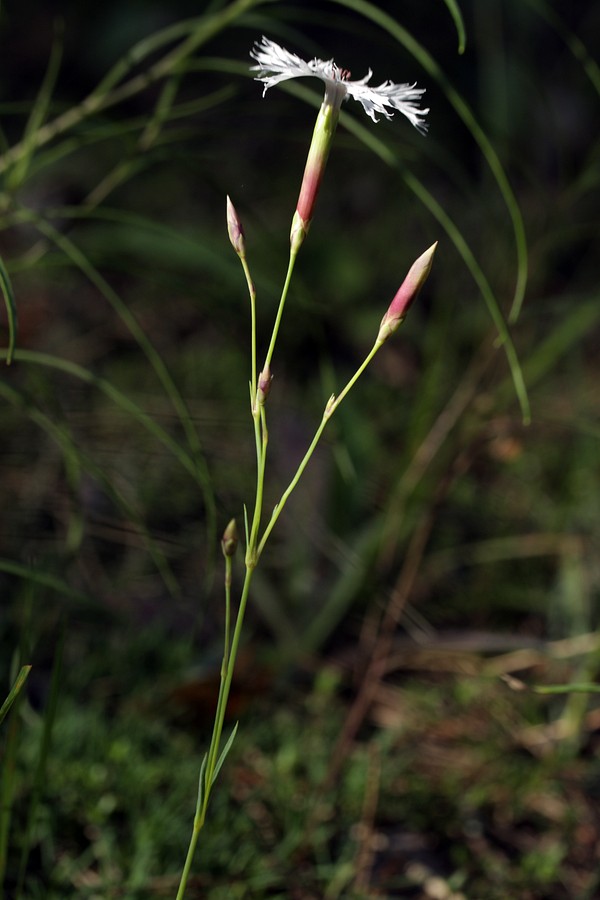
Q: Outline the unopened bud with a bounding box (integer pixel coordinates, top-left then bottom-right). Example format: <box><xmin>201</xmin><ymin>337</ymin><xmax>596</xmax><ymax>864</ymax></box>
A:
<box><xmin>324</xmin><ymin>393</ymin><xmax>337</xmax><ymax>419</ymax></box>
<box><xmin>226</xmin><ymin>195</ymin><xmax>246</xmax><ymax>257</ymax></box>
<box><xmin>221</xmin><ymin>518</ymin><xmax>238</xmax><ymax>558</ymax></box>
<box><xmin>290</xmin><ymin>100</ymin><xmax>340</xmax><ymax>253</ymax></box>
<box><xmin>377</xmin><ymin>242</ymin><xmax>437</xmax><ymax>343</ymax></box>
<box><xmin>257</xmin><ymin>365</ymin><xmax>273</xmax><ymax>405</ymax></box>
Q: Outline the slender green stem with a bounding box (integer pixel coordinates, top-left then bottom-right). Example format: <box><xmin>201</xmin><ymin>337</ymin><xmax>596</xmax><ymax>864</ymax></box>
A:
<box><xmin>256</xmin><ymin>340</ymin><xmax>383</xmax><ymax>560</ymax></box>
<box><xmin>176</xmin><ymin>563</ymin><xmax>255</xmax><ymax>899</ymax></box>
<box><xmin>324</xmin><ymin>340</ymin><xmax>383</xmax><ymax>418</ymax></box>
<box><xmin>241</xmin><ymin>256</ymin><xmax>258</xmax><ymax>399</ymax></box>
<box><xmin>176</xmin><ymin>830</ymin><xmax>199</xmax><ymax>900</ymax></box>
<box><xmin>222</xmin><ymin>557</ymin><xmax>232</xmax><ymax>676</ymax></box>
<box><xmin>178</xmin><ymin>183</ymin><xmax>386</xmax><ymax>899</ymax></box>
<box><xmin>247</xmin><ymin>408</ymin><xmax>269</xmax><ymax>565</ymax></box>
<box><xmin>206</xmin><ymin>566</ymin><xmax>253</xmax><ymax>789</ymax></box>
<box><xmin>177</xmin><ymin>238</ymin><xmax>265</xmax><ymax>893</ymax></box>
<box><xmin>263</xmin><ymin>247</ymin><xmax>299</xmax><ymax>373</ymax></box>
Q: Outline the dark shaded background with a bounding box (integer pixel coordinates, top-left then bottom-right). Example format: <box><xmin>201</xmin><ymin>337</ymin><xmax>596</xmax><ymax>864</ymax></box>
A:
<box><xmin>1</xmin><ymin>1</ymin><xmax>599</xmax><ymax>896</ymax></box>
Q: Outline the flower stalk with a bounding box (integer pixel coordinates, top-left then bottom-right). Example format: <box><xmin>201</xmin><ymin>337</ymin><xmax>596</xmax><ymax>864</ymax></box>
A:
<box><xmin>177</xmin><ymin>36</ymin><xmax>433</xmax><ymax>899</ymax></box>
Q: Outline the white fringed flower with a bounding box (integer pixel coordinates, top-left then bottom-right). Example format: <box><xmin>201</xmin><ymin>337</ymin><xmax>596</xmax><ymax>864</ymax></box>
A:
<box><xmin>250</xmin><ymin>36</ymin><xmax>428</xmax><ymax>132</ymax></box>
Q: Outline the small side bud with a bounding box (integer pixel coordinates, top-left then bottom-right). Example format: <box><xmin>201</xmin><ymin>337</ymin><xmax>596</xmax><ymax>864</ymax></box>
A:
<box><xmin>377</xmin><ymin>242</ymin><xmax>437</xmax><ymax>343</ymax></box>
<box><xmin>226</xmin><ymin>195</ymin><xmax>246</xmax><ymax>257</ymax></box>
<box><xmin>324</xmin><ymin>393</ymin><xmax>337</xmax><ymax>418</ymax></box>
<box><xmin>257</xmin><ymin>365</ymin><xmax>273</xmax><ymax>406</ymax></box>
<box><xmin>221</xmin><ymin>518</ymin><xmax>238</xmax><ymax>558</ymax></box>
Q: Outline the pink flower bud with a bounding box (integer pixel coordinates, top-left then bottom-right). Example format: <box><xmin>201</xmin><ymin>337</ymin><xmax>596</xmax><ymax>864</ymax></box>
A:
<box><xmin>226</xmin><ymin>195</ymin><xmax>246</xmax><ymax>257</ymax></box>
<box><xmin>289</xmin><ymin>100</ymin><xmax>340</xmax><ymax>252</ymax></box>
<box><xmin>221</xmin><ymin>518</ymin><xmax>238</xmax><ymax>558</ymax></box>
<box><xmin>377</xmin><ymin>242</ymin><xmax>437</xmax><ymax>343</ymax></box>
<box><xmin>257</xmin><ymin>364</ymin><xmax>273</xmax><ymax>406</ymax></box>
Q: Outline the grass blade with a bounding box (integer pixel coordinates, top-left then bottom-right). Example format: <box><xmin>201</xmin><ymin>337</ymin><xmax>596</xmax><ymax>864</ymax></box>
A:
<box><xmin>13</xmin><ymin>211</ymin><xmax>216</xmax><ymax>549</ymax></box>
<box><xmin>16</xmin><ymin>627</ymin><xmax>65</xmax><ymax>898</ymax></box>
<box><xmin>0</xmin><ymin>0</ymin><xmax>263</xmax><ymax>177</ymax></box>
<box><xmin>0</xmin><ymin>379</ymin><xmax>181</xmax><ymax>598</ymax></box>
<box><xmin>525</xmin><ymin>0</ymin><xmax>600</xmax><ymax>98</ymax></box>
<box><xmin>284</xmin><ymin>80</ymin><xmax>530</xmax><ymax>423</ymax></box>
<box><xmin>0</xmin><ymin>252</ymin><xmax>17</xmax><ymax>365</ymax></box>
<box><xmin>0</xmin><ymin>667</ymin><xmax>32</xmax><ymax>727</ymax></box>
<box><xmin>0</xmin><ymin>558</ymin><xmax>95</xmax><ymax>606</ymax></box>
<box><xmin>325</xmin><ymin>0</ymin><xmax>528</xmax><ymax>323</ymax></box>
<box><xmin>0</xmin><ymin>348</ymin><xmax>200</xmax><ymax>480</ymax></box>
<box><xmin>6</xmin><ymin>25</ymin><xmax>63</xmax><ymax>189</ymax></box>
<box><xmin>441</xmin><ymin>0</ymin><xmax>467</xmax><ymax>54</ymax></box>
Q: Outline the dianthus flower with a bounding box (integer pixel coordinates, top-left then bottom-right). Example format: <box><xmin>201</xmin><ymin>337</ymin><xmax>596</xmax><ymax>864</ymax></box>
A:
<box><xmin>251</xmin><ymin>37</ymin><xmax>428</xmax><ymax>250</ymax></box>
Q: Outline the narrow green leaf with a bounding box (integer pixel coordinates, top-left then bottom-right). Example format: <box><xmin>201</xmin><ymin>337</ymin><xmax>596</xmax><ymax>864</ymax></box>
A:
<box><xmin>0</xmin><ymin>666</ymin><xmax>31</xmax><ymax>726</ymax></box>
<box><xmin>495</xmin><ymin>291</ymin><xmax>600</xmax><ymax>411</ymax></box>
<box><xmin>211</xmin><ymin>722</ymin><xmax>239</xmax><ymax>786</ymax></box>
<box><xmin>0</xmin><ymin>253</ymin><xmax>17</xmax><ymax>364</ymax></box>
<box><xmin>243</xmin><ymin>504</ymin><xmax>250</xmax><ymax>549</ymax></box>
<box><xmin>16</xmin><ymin>628</ymin><xmax>65</xmax><ymax>896</ymax></box>
<box><xmin>0</xmin><ymin>348</ymin><xmax>201</xmax><ymax>480</ymax></box>
<box><xmin>534</xmin><ymin>683</ymin><xmax>600</xmax><ymax>695</ymax></box>
<box><xmin>441</xmin><ymin>0</ymin><xmax>467</xmax><ymax>54</ymax></box>
<box><xmin>20</xmin><ymin>211</ymin><xmax>216</xmax><ymax>555</ymax></box>
<box><xmin>525</xmin><ymin>0</ymin><xmax>600</xmax><ymax>98</ymax></box>
<box><xmin>7</xmin><ymin>26</ymin><xmax>63</xmax><ymax>190</ymax></box>
<box><xmin>196</xmin><ymin>754</ymin><xmax>208</xmax><ymax>817</ymax></box>
<box><xmin>325</xmin><ymin>0</ymin><xmax>528</xmax><ymax>323</ymax></box>
<box><xmin>284</xmin><ymin>81</ymin><xmax>530</xmax><ymax>423</ymax></box>
<box><xmin>0</xmin><ymin>379</ymin><xmax>181</xmax><ymax>598</ymax></box>
<box><xmin>0</xmin><ymin>0</ymin><xmax>263</xmax><ymax>177</ymax></box>
<box><xmin>0</xmin><ymin>558</ymin><xmax>93</xmax><ymax>605</ymax></box>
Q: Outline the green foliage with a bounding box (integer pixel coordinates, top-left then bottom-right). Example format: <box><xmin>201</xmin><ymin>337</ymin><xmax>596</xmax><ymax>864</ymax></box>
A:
<box><xmin>0</xmin><ymin>0</ymin><xmax>599</xmax><ymax>895</ymax></box>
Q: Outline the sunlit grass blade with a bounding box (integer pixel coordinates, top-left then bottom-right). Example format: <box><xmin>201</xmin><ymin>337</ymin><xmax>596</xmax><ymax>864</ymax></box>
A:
<box><xmin>505</xmin><ymin>676</ymin><xmax>600</xmax><ymax>695</ymax></box>
<box><xmin>0</xmin><ymin>667</ymin><xmax>31</xmax><ymax>727</ymax></box>
<box><xmin>86</xmin><ymin>72</ymin><xmax>185</xmax><ymax>209</ymax></box>
<box><xmin>0</xmin><ymin>379</ymin><xmax>181</xmax><ymax>598</ymax></box>
<box><xmin>14</xmin><ymin>209</ymin><xmax>217</xmax><ymax>551</ymax></box>
<box><xmin>5</xmin><ymin>25</ymin><xmax>63</xmax><ymax>190</ymax></box>
<box><xmin>440</xmin><ymin>0</ymin><xmax>466</xmax><ymax>54</ymax></box>
<box><xmin>525</xmin><ymin>0</ymin><xmax>600</xmax><ymax>97</ymax></box>
<box><xmin>7</xmin><ymin>85</ymin><xmax>235</xmax><ymax>191</ymax></box>
<box><xmin>284</xmin><ymin>81</ymin><xmax>530</xmax><ymax>423</ymax></box>
<box><xmin>0</xmin><ymin>691</ymin><xmax>20</xmax><ymax>889</ymax></box>
<box><xmin>0</xmin><ymin>347</ymin><xmax>202</xmax><ymax>481</ymax></box>
<box><xmin>400</xmin><ymin>168</ymin><xmax>530</xmax><ymax>424</ymax></box>
<box><xmin>495</xmin><ymin>290</ymin><xmax>600</xmax><ymax>410</ymax></box>
<box><xmin>15</xmin><ymin>627</ymin><xmax>64</xmax><ymax>899</ymax></box>
<box><xmin>534</xmin><ymin>683</ymin><xmax>600</xmax><ymax>695</ymax></box>
<box><xmin>0</xmin><ymin>252</ymin><xmax>17</xmax><ymax>365</ymax></box>
<box><xmin>326</xmin><ymin>0</ymin><xmax>528</xmax><ymax>324</ymax></box>
<box><xmin>139</xmin><ymin>71</ymin><xmax>182</xmax><ymax>151</ymax></box>
<box><xmin>0</xmin><ymin>0</ymin><xmax>263</xmax><ymax>177</ymax></box>
<box><xmin>195</xmin><ymin>754</ymin><xmax>208</xmax><ymax>821</ymax></box>
<box><xmin>0</xmin><ymin>345</ymin><xmax>210</xmax><ymax>593</ymax></box>
<box><xmin>0</xmin><ymin>558</ymin><xmax>95</xmax><ymax>605</ymax></box>
<box><xmin>16</xmin><ymin>204</ymin><xmax>244</xmax><ymax>288</ymax></box>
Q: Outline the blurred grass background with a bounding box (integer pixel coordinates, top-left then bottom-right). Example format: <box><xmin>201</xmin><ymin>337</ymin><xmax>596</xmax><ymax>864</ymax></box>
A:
<box><xmin>0</xmin><ymin>0</ymin><xmax>599</xmax><ymax>896</ymax></box>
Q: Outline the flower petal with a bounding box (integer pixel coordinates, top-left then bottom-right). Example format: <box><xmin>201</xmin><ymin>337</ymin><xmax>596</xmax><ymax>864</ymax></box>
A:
<box><xmin>346</xmin><ymin>79</ymin><xmax>429</xmax><ymax>130</ymax></box>
<box><xmin>250</xmin><ymin>36</ymin><xmax>428</xmax><ymax>133</ymax></box>
<box><xmin>250</xmin><ymin>37</ymin><xmax>314</xmax><ymax>93</ymax></box>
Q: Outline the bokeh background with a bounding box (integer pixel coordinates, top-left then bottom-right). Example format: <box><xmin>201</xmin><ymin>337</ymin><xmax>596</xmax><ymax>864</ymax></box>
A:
<box><xmin>1</xmin><ymin>1</ymin><xmax>599</xmax><ymax>897</ymax></box>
